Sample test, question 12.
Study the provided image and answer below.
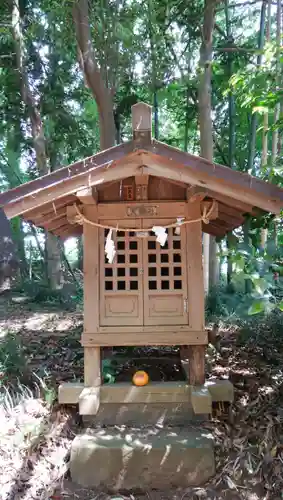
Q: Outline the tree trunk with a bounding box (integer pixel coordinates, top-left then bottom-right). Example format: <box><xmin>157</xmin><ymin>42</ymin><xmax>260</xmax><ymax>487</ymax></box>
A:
<box><xmin>147</xmin><ymin>0</ymin><xmax>158</xmax><ymax>139</ymax></box>
<box><xmin>16</xmin><ymin>220</ymin><xmax>28</xmax><ymax>279</ymax></box>
<box><xmin>9</xmin><ymin>217</ymin><xmax>27</xmax><ymax>281</ymax></box>
<box><xmin>271</xmin><ymin>0</ymin><xmax>281</xmax><ymax>164</ymax></box>
<box><xmin>259</xmin><ymin>0</ymin><xmax>271</xmax><ymax>250</ymax></box>
<box><xmin>225</xmin><ymin>0</ymin><xmax>235</xmax><ymax>170</ymax></box>
<box><xmin>244</xmin><ymin>0</ymin><xmax>267</xmax><ymax>291</ymax></box>
<box><xmin>262</xmin><ymin>0</ymin><xmax>272</xmax><ymax>168</ymax></box>
<box><xmin>46</xmin><ymin>234</ymin><xmax>62</xmax><ymax>290</ymax></box>
<box><xmin>260</xmin><ymin>228</ymin><xmax>268</xmax><ymax>250</ymax></box>
<box><xmin>12</xmin><ymin>1</ymin><xmax>48</xmax><ymax>174</ymax></box>
<box><xmin>203</xmin><ymin>233</ymin><xmax>210</xmax><ymax>294</ymax></box>
<box><xmin>73</xmin><ymin>0</ymin><xmax>116</xmax><ymax>150</ymax></box>
<box><xmin>244</xmin><ymin>217</ymin><xmax>252</xmax><ymax>294</ymax></box>
<box><xmin>198</xmin><ymin>0</ymin><xmax>217</xmax><ymax>292</ymax></box>
<box><xmin>227</xmin><ymin>232</ymin><xmax>233</xmax><ymax>287</ymax></box>
<box><xmin>209</xmin><ymin>236</ymin><xmax>219</xmax><ymax>289</ymax></box>
<box><xmin>184</xmin><ymin>86</ymin><xmax>190</xmax><ymax>152</ymax></box>
<box><xmin>225</xmin><ymin>0</ymin><xmax>236</xmax><ymax>287</ymax></box>
<box><xmin>73</xmin><ymin>0</ymin><xmax>116</xmax><ymax>362</ymax></box>
<box><xmin>48</xmin><ymin>154</ymin><xmax>63</xmax><ymax>289</ymax></box>
<box><xmin>249</xmin><ymin>0</ymin><xmax>267</xmax><ymax>175</ymax></box>
<box><xmin>269</xmin><ymin>0</ymin><xmax>282</xmax><ymax>254</ymax></box>
<box><xmin>77</xmin><ymin>237</ymin><xmax>83</xmax><ymax>271</ymax></box>
<box><xmin>12</xmin><ymin>0</ymin><xmax>62</xmax><ymax>290</ymax></box>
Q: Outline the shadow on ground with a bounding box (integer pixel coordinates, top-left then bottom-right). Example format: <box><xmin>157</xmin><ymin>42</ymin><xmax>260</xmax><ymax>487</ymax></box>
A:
<box><xmin>1</xmin><ymin>297</ymin><xmax>283</xmax><ymax>499</ymax></box>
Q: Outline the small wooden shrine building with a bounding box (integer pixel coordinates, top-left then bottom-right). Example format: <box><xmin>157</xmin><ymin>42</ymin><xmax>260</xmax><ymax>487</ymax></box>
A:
<box><xmin>1</xmin><ymin>103</ymin><xmax>283</xmax><ymax>417</ymax></box>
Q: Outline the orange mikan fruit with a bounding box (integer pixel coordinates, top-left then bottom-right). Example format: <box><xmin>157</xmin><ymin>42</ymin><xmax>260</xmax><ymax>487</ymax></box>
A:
<box><xmin>132</xmin><ymin>370</ymin><xmax>149</xmax><ymax>386</ymax></box>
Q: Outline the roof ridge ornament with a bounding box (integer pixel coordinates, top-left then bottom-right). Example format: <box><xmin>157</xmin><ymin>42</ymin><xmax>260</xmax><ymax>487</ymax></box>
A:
<box><xmin>131</xmin><ymin>102</ymin><xmax>152</xmax><ymax>145</ymax></box>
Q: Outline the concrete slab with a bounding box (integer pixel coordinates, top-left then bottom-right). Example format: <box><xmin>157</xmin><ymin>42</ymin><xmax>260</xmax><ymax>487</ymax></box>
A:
<box><xmin>191</xmin><ymin>386</ymin><xmax>212</xmax><ymax>414</ymax></box>
<box><xmin>83</xmin><ymin>402</ymin><xmax>205</xmax><ymax>427</ymax></box>
<box><xmin>79</xmin><ymin>388</ymin><xmax>100</xmax><ymax>415</ymax></box>
<box><xmin>70</xmin><ymin>427</ymin><xmax>215</xmax><ymax>490</ymax></box>
<box><xmin>58</xmin><ymin>379</ymin><xmax>234</xmax><ymax>406</ymax></box>
<box><xmin>58</xmin><ymin>382</ymin><xmax>83</xmax><ymax>404</ymax></box>
<box><xmin>205</xmin><ymin>379</ymin><xmax>234</xmax><ymax>402</ymax></box>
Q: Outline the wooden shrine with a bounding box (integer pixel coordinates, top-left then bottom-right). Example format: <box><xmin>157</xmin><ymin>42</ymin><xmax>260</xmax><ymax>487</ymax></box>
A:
<box><xmin>1</xmin><ymin>103</ymin><xmax>283</xmax><ymax>418</ymax></box>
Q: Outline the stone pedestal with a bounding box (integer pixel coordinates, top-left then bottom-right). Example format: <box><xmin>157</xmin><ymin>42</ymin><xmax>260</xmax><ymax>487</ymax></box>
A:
<box><xmin>70</xmin><ymin>427</ymin><xmax>215</xmax><ymax>491</ymax></box>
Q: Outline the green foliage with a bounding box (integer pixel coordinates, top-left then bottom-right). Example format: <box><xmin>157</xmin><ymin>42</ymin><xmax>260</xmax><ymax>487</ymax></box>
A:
<box><xmin>229</xmin><ymin>45</ymin><xmax>283</xmax><ymax>117</ymax></box>
<box><xmin>236</xmin><ymin>309</ymin><xmax>283</xmax><ymax>348</ymax></box>
<box><xmin>14</xmin><ymin>280</ymin><xmax>82</xmax><ymax>308</ymax></box>
<box><xmin>102</xmin><ymin>358</ymin><xmax>119</xmax><ymax>384</ymax></box>
<box><xmin>205</xmin><ymin>285</ymin><xmax>248</xmax><ymax>322</ymax></box>
<box><xmin>33</xmin><ymin>374</ymin><xmax>56</xmax><ymax>406</ymax></box>
<box><xmin>205</xmin><ymin>286</ymin><xmax>230</xmax><ymax>320</ymax></box>
<box><xmin>224</xmin><ymin>231</ymin><xmax>283</xmax><ymax>316</ymax></box>
<box><xmin>0</xmin><ymin>0</ymin><xmax>282</xmax><ymax>311</ymax></box>
<box><xmin>0</xmin><ymin>333</ymin><xmax>27</xmax><ymax>385</ymax></box>
<box><xmin>19</xmin><ymin>282</ymin><xmax>65</xmax><ymax>304</ymax></box>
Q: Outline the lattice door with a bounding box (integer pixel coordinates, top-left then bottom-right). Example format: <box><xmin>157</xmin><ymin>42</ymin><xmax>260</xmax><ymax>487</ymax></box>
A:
<box><xmin>99</xmin><ymin>221</ymin><xmax>143</xmax><ymax>326</ymax></box>
<box><xmin>142</xmin><ymin>223</ymin><xmax>188</xmax><ymax>325</ymax></box>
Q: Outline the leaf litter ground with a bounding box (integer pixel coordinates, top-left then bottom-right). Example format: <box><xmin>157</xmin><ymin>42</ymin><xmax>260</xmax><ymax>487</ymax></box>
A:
<box><xmin>1</xmin><ymin>295</ymin><xmax>283</xmax><ymax>499</ymax></box>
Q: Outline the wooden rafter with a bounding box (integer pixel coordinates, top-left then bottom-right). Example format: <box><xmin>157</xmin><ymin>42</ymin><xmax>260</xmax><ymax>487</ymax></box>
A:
<box><xmin>217</xmin><ymin>212</ymin><xmax>245</xmax><ymax>226</ymax></box>
<box><xmin>202</xmin><ymin>222</ymin><xmax>225</xmax><ymax>237</ymax></box>
<box><xmin>24</xmin><ymin>195</ymin><xmax>77</xmax><ymax>221</ymax></box>
<box><xmin>29</xmin><ymin>207</ymin><xmax>68</xmax><ymax>226</ymax></box>
<box><xmin>44</xmin><ymin>217</ymin><xmax>69</xmax><ymax>232</ymax></box>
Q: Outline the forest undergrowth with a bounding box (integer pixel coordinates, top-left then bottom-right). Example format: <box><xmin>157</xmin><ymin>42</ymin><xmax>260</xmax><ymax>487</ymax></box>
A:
<box><xmin>0</xmin><ymin>291</ymin><xmax>283</xmax><ymax>499</ymax></box>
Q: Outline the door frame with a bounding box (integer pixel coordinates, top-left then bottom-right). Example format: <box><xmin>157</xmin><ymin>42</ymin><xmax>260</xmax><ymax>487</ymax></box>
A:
<box><xmin>99</xmin><ymin>217</ymin><xmax>189</xmax><ymax>327</ymax></box>
<box><xmin>142</xmin><ymin>219</ymin><xmax>188</xmax><ymax>326</ymax></box>
<box><xmin>99</xmin><ymin>219</ymin><xmax>144</xmax><ymax>326</ymax></box>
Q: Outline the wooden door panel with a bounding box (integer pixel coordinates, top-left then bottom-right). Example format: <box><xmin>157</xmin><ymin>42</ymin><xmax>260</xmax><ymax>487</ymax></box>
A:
<box><xmin>143</xmin><ymin>221</ymin><xmax>188</xmax><ymax>326</ymax></box>
<box><xmin>147</xmin><ymin>294</ymin><xmax>184</xmax><ymax>317</ymax></box>
<box><xmin>99</xmin><ymin>220</ymin><xmax>143</xmax><ymax>326</ymax></box>
<box><xmin>102</xmin><ymin>294</ymin><xmax>141</xmax><ymax>324</ymax></box>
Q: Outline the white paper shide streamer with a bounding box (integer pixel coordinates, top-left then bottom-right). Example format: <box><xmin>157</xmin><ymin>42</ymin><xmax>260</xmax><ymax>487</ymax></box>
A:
<box><xmin>104</xmin><ymin>217</ymin><xmax>194</xmax><ymax>261</ymax></box>
<box><xmin>174</xmin><ymin>217</ymin><xmax>184</xmax><ymax>235</ymax></box>
<box><xmin>105</xmin><ymin>229</ymin><xmax>116</xmax><ymax>263</ymax></box>
<box><xmin>152</xmin><ymin>226</ymin><xmax>168</xmax><ymax>246</ymax></box>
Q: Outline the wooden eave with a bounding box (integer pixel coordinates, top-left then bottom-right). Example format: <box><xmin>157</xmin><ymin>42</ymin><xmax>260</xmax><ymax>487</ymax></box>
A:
<box><xmin>0</xmin><ymin>138</ymin><xmax>282</xmax><ymax>240</ymax></box>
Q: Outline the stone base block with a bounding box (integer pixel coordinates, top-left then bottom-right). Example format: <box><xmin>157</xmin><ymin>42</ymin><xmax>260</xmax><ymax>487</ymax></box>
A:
<box><xmin>191</xmin><ymin>387</ymin><xmax>212</xmax><ymax>414</ymax></box>
<box><xmin>205</xmin><ymin>379</ymin><xmax>234</xmax><ymax>402</ymax></box>
<box><xmin>79</xmin><ymin>388</ymin><xmax>100</xmax><ymax>415</ymax></box>
<box><xmin>70</xmin><ymin>427</ymin><xmax>215</xmax><ymax>490</ymax></box>
<box><xmin>84</xmin><ymin>402</ymin><xmax>204</xmax><ymax>427</ymax></box>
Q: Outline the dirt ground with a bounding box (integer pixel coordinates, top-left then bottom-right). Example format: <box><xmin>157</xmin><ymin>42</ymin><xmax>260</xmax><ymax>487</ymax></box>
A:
<box><xmin>1</xmin><ymin>294</ymin><xmax>283</xmax><ymax>500</ymax></box>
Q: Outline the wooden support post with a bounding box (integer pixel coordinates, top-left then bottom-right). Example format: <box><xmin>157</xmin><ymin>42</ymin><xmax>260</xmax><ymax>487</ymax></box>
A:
<box><xmin>184</xmin><ymin>200</ymin><xmax>206</xmax><ymax>385</ymax></box>
<box><xmin>188</xmin><ymin>346</ymin><xmax>205</xmax><ymax>386</ymax></box>
<box><xmin>180</xmin><ymin>345</ymin><xmax>190</xmax><ymax>381</ymax></box>
<box><xmin>84</xmin><ymin>347</ymin><xmax>101</xmax><ymax>387</ymax></box>
<box><xmin>83</xmin><ymin>205</ymin><xmax>101</xmax><ymax>389</ymax></box>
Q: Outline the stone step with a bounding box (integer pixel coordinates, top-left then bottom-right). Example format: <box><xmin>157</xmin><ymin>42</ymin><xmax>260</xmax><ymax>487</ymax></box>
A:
<box><xmin>70</xmin><ymin>426</ymin><xmax>215</xmax><ymax>490</ymax></box>
<box><xmin>83</xmin><ymin>402</ymin><xmax>204</xmax><ymax>427</ymax></box>
<box><xmin>59</xmin><ymin>380</ymin><xmax>233</xmax><ymax>426</ymax></box>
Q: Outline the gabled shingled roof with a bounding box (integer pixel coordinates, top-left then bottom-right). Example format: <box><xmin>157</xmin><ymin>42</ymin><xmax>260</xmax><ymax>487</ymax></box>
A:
<box><xmin>0</xmin><ymin>103</ymin><xmax>282</xmax><ymax>239</ymax></box>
